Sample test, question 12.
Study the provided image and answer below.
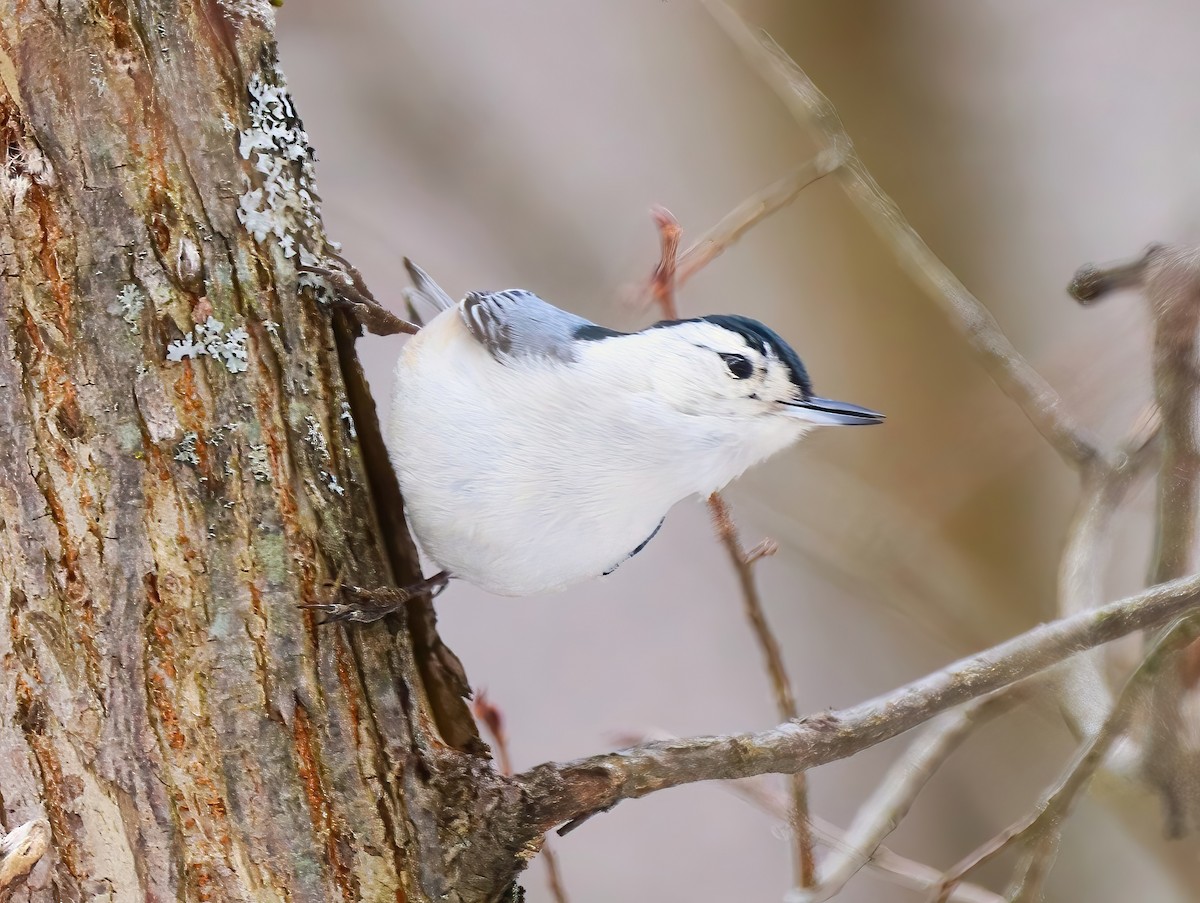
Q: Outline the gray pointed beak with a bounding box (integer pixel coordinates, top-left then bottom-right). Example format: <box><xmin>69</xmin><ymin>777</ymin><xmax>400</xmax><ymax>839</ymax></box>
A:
<box><xmin>781</xmin><ymin>396</ymin><xmax>885</xmax><ymax>426</ymax></box>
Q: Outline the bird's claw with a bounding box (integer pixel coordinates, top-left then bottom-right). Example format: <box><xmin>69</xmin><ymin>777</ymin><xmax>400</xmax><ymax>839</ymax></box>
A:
<box><xmin>298</xmin><ymin>261</ymin><xmax>419</xmax><ymax>337</ymax></box>
<box><xmin>300</xmin><ymin>584</ymin><xmax>411</xmax><ymax>625</ymax></box>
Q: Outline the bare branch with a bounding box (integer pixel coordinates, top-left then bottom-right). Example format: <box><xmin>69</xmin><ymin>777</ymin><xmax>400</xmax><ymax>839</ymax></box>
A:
<box><xmin>707</xmin><ymin>491</ymin><xmax>814</xmax><ymax>886</ymax></box>
<box><xmin>700</xmin><ymin>0</ymin><xmax>1100</xmax><ymax>470</ymax></box>
<box><xmin>1141</xmin><ymin>248</ymin><xmax>1200</xmax><ymax>588</ymax></box>
<box><xmin>791</xmin><ymin>688</ymin><xmax>1024</xmax><ymax>903</ymax></box>
<box><xmin>648</xmin><ymin>206</ymin><xmax>682</xmax><ymax>320</ymax></box>
<box><xmin>614</xmin><ymin>739</ymin><xmax>1005</xmax><ymax>903</ymax></box>
<box><xmin>473</xmin><ymin>691</ymin><xmax>514</xmax><ymax>778</ymax></box>
<box><xmin>861</xmin><ymin>840</ymin><xmax>1004</xmax><ymax>903</ymax></box>
<box><xmin>674</xmin><ymin>152</ymin><xmax>842</xmax><ymax>290</ymax></box>
<box><xmin>516</xmin><ymin>574</ymin><xmax>1200</xmax><ymax>834</ymax></box>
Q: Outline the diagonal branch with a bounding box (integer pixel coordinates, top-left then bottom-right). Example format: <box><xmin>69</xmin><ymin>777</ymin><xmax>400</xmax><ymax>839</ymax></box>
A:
<box><xmin>700</xmin><ymin>0</ymin><xmax>1100</xmax><ymax>470</ymax></box>
<box><xmin>515</xmin><ymin>574</ymin><xmax>1200</xmax><ymax>835</ymax></box>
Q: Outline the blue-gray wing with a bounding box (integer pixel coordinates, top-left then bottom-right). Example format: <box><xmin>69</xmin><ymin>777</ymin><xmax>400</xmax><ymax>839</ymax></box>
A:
<box><xmin>461</xmin><ymin>289</ymin><xmax>614</xmax><ymax>365</ymax></box>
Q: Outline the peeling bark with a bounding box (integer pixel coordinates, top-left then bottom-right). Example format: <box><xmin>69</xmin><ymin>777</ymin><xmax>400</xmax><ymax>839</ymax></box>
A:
<box><xmin>0</xmin><ymin>3</ymin><xmax>520</xmax><ymax>901</ymax></box>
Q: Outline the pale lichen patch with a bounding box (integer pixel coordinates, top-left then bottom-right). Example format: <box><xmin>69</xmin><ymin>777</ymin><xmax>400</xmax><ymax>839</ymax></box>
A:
<box><xmin>323</xmin><ymin>473</ymin><xmax>345</xmax><ymax>497</ymax></box>
<box><xmin>339</xmin><ymin>401</ymin><xmax>357</xmax><ymax>439</ymax></box>
<box><xmin>296</xmin><ymin>269</ymin><xmax>335</xmax><ymax>308</ymax></box>
<box><xmin>248</xmin><ymin>444</ymin><xmax>271</xmax><ymax>483</ymax></box>
<box><xmin>166</xmin><ymin>317</ymin><xmax>250</xmax><ymax>374</ymax></box>
<box><xmin>236</xmin><ymin>70</ymin><xmax>324</xmax><ymax>261</ymax></box>
<box><xmin>303</xmin><ymin>416</ymin><xmax>329</xmax><ymax>461</ymax></box>
<box><xmin>174</xmin><ymin>432</ymin><xmax>199</xmax><ymax>467</ymax></box>
<box><xmin>114</xmin><ymin>284</ymin><xmax>144</xmax><ymax>333</ymax></box>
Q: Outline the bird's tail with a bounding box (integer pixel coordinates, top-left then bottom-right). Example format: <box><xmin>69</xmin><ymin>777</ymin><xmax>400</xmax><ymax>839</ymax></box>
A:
<box><xmin>403</xmin><ymin>258</ymin><xmax>456</xmax><ymax>313</ymax></box>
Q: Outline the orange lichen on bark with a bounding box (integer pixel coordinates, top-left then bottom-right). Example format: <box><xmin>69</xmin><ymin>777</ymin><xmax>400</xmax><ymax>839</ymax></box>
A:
<box><xmin>333</xmin><ymin>635</ymin><xmax>361</xmax><ymax>739</ymax></box>
<box><xmin>25</xmin><ymin>182</ymin><xmax>74</xmax><ymax>336</ymax></box>
<box><xmin>143</xmin><ymin>574</ymin><xmax>185</xmax><ymax>749</ymax></box>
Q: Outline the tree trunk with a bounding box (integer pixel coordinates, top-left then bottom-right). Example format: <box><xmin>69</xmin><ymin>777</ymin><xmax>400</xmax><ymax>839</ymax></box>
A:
<box><xmin>0</xmin><ymin>3</ymin><xmax>518</xmax><ymax>900</ymax></box>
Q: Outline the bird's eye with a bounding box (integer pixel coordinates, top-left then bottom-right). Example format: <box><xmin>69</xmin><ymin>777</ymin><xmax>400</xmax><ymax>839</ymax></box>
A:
<box><xmin>720</xmin><ymin>353</ymin><xmax>754</xmax><ymax>379</ymax></box>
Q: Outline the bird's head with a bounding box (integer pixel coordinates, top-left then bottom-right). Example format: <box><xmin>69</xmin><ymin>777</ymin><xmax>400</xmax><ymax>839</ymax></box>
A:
<box><xmin>630</xmin><ymin>315</ymin><xmax>884</xmax><ymax>432</ymax></box>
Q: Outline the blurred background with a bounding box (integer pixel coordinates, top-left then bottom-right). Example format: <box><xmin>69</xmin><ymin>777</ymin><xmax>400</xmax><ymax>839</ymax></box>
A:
<box><xmin>277</xmin><ymin>3</ymin><xmax>1200</xmax><ymax>900</ymax></box>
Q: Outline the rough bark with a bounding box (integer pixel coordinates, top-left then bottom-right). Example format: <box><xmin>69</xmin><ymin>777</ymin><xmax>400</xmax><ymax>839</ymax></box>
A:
<box><xmin>0</xmin><ymin>3</ymin><xmax>521</xmax><ymax>901</ymax></box>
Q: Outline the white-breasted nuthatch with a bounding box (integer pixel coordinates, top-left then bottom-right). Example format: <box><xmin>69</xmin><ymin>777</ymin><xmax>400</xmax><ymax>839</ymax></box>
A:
<box><xmin>316</xmin><ymin>261</ymin><xmax>882</xmax><ymax>621</ymax></box>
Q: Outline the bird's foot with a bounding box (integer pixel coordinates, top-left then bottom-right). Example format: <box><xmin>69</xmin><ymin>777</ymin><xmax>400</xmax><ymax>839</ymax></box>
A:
<box><xmin>301</xmin><ymin>571</ymin><xmax>451</xmax><ymax>625</ymax></box>
<box><xmin>298</xmin><ymin>254</ymin><xmax>420</xmax><ymax>337</ymax></box>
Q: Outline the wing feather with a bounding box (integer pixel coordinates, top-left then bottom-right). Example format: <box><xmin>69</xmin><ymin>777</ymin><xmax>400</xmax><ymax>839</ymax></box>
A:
<box><xmin>460</xmin><ymin>289</ymin><xmax>605</xmax><ymax>365</ymax></box>
<box><xmin>403</xmin><ymin>258</ymin><xmax>456</xmax><ymax>313</ymax></box>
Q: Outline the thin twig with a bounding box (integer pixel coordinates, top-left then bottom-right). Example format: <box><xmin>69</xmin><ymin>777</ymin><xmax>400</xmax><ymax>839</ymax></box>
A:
<box><xmin>932</xmin><ymin>616</ymin><xmax>1200</xmax><ymax>903</ymax></box>
<box><xmin>1067</xmin><ymin>245</ymin><xmax>1159</xmax><ymax>304</ymax></box>
<box><xmin>646</xmin><ymin>210</ymin><xmax>816</xmax><ymax>887</ymax></box>
<box><xmin>700</xmin><ymin>0</ymin><xmax>1100</xmax><ymax>470</ymax></box>
<box><xmin>706</xmin><ymin>492</ymin><xmax>815</xmax><ymax>889</ymax></box>
<box><xmin>675</xmin><ymin>153</ymin><xmax>841</xmax><ymax>292</ymax></box>
<box><xmin>649</xmin><ymin>206</ymin><xmax>682</xmax><ymax>320</ymax></box>
<box><xmin>516</xmin><ymin>573</ymin><xmax>1200</xmax><ymax>835</ymax></box>
<box><xmin>725</xmin><ymin>780</ymin><xmax>1005</xmax><ymax>903</ymax></box>
<box><xmin>790</xmin><ymin>687</ymin><xmax>1025</xmax><ymax>903</ymax></box>
<box><xmin>473</xmin><ymin>692</ymin><xmax>570</xmax><ymax>903</ymax></box>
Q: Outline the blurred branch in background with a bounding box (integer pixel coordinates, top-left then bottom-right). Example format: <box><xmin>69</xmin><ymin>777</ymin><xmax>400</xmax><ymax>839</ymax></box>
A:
<box><xmin>794</xmin><ymin>687</ymin><xmax>1026</xmax><ymax>903</ymax></box>
<box><xmin>692</xmin><ymin>3</ymin><xmax>1200</xmax><ymax>896</ymax></box>
<box><xmin>936</xmin><ymin>615</ymin><xmax>1200</xmax><ymax>903</ymax></box>
<box><xmin>1127</xmin><ymin>249</ymin><xmax>1200</xmax><ymax>837</ymax></box>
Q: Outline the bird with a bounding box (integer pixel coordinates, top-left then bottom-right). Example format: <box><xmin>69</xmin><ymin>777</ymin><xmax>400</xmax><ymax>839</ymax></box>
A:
<box><xmin>311</xmin><ymin>260</ymin><xmax>883</xmax><ymax>622</ymax></box>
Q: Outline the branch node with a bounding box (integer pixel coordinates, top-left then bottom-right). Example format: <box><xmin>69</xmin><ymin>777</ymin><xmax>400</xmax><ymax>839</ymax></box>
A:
<box><xmin>1067</xmin><ymin>244</ymin><xmax>1162</xmax><ymax>305</ymax></box>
